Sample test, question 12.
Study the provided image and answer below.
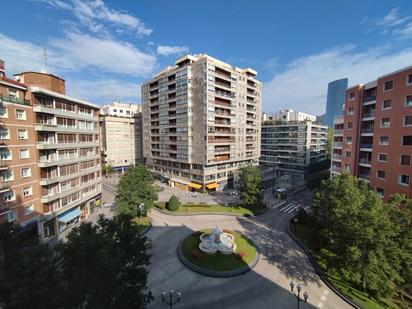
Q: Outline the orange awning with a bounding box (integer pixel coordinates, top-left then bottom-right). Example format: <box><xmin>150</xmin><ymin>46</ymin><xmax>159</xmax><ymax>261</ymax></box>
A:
<box><xmin>206</xmin><ymin>183</ymin><xmax>218</xmax><ymax>190</ymax></box>
<box><xmin>188</xmin><ymin>182</ymin><xmax>202</xmax><ymax>190</ymax></box>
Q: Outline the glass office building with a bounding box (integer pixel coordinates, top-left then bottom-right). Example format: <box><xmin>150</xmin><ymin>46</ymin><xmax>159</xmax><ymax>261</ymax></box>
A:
<box><xmin>325</xmin><ymin>78</ymin><xmax>348</xmax><ymax>127</ymax></box>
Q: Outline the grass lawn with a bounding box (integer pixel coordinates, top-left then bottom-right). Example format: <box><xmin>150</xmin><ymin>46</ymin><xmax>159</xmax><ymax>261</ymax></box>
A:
<box><xmin>155</xmin><ymin>202</ymin><xmax>266</xmax><ymax>216</ymax></box>
<box><xmin>291</xmin><ymin>222</ymin><xmax>403</xmax><ymax>309</ymax></box>
<box><xmin>180</xmin><ymin>229</ymin><xmax>257</xmax><ymax>272</ymax></box>
<box><xmin>133</xmin><ymin>216</ymin><xmax>151</xmax><ymax>233</ymax></box>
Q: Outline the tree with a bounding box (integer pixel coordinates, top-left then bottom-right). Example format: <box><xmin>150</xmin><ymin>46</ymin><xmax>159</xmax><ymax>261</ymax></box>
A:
<box><xmin>0</xmin><ymin>222</ymin><xmax>62</xmax><ymax>308</ymax></box>
<box><xmin>387</xmin><ymin>194</ymin><xmax>412</xmax><ymax>297</ymax></box>
<box><xmin>102</xmin><ymin>163</ymin><xmax>114</xmax><ymax>177</ymax></box>
<box><xmin>312</xmin><ymin>173</ymin><xmax>399</xmax><ymax>298</ymax></box>
<box><xmin>116</xmin><ymin>165</ymin><xmax>157</xmax><ymax>217</ymax></box>
<box><xmin>166</xmin><ymin>195</ymin><xmax>180</xmax><ymax>211</ymax></box>
<box><xmin>305</xmin><ymin>160</ymin><xmax>331</xmax><ymax>190</ymax></box>
<box><xmin>240</xmin><ymin>165</ymin><xmax>263</xmax><ymax>207</ymax></box>
<box><xmin>59</xmin><ymin>214</ymin><xmax>153</xmax><ymax>309</ymax></box>
<box><xmin>326</xmin><ymin>127</ymin><xmax>333</xmax><ymax>161</ymax></box>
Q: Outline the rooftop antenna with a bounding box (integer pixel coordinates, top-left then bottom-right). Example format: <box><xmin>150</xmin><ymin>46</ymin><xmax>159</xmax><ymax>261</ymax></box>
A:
<box><xmin>42</xmin><ymin>47</ymin><xmax>48</xmax><ymax>73</ymax></box>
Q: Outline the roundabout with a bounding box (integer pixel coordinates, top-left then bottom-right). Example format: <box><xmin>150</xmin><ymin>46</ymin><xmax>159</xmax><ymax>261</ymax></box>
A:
<box><xmin>177</xmin><ymin>227</ymin><xmax>259</xmax><ymax>277</ymax></box>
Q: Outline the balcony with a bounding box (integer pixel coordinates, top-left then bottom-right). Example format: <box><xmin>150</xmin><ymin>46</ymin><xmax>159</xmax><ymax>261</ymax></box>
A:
<box><xmin>358</xmin><ymin>173</ymin><xmax>371</xmax><ymax>180</ymax></box>
<box><xmin>208</xmin><ymin>136</ymin><xmax>235</xmax><ymax>143</ymax></box>
<box><xmin>361</xmin><ymin>127</ymin><xmax>374</xmax><ymax>134</ymax></box>
<box><xmin>33</xmin><ymin>105</ymin><xmax>97</xmax><ymax>120</ymax></box>
<box><xmin>332</xmin><ymin>154</ymin><xmax>342</xmax><ymax>160</ymax></box>
<box><xmin>333</xmin><ymin>129</ymin><xmax>343</xmax><ymax>135</ymax></box>
<box><xmin>360</xmin><ymin>143</ymin><xmax>372</xmax><ymax>149</ymax></box>
<box><xmin>362</xmin><ymin>111</ymin><xmax>375</xmax><ymax>119</ymax></box>
<box><xmin>0</xmin><ymin>93</ymin><xmax>30</xmax><ymax>106</ymax></box>
<box><xmin>331</xmin><ymin>166</ymin><xmax>342</xmax><ymax>173</ymax></box>
<box><xmin>333</xmin><ymin>142</ymin><xmax>343</xmax><ymax>148</ymax></box>
<box><xmin>363</xmin><ymin>95</ymin><xmax>376</xmax><ymax>103</ymax></box>
<box><xmin>0</xmin><ymin>179</ymin><xmax>10</xmax><ymax>194</ymax></box>
<box><xmin>0</xmin><ymin>159</ymin><xmax>8</xmax><ymax>171</ymax></box>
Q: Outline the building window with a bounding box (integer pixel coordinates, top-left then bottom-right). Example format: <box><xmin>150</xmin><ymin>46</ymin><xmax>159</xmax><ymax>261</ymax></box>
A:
<box><xmin>3</xmin><ymin>191</ymin><xmax>15</xmax><ymax>202</ymax></box>
<box><xmin>0</xmin><ymin>107</ymin><xmax>8</xmax><ymax>118</ymax></box>
<box><xmin>21</xmin><ymin>167</ymin><xmax>31</xmax><ymax>178</ymax></box>
<box><xmin>376</xmin><ymin>187</ymin><xmax>384</xmax><ymax>197</ymax></box>
<box><xmin>347</xmin><ymin>107</ymin><xmax>354</xmax><ymax>115</ymax></box>
<box><xmin>400</xmin><ymin>155</ymin><xmax>411</xmax><ymax>166</ymax></box>
<box><xmin>113</xmin><ymin>109</ymin><xmax>117</xmax><ymax>112</ymax></box>
<box><xmin>18</xmin><ymin>129</ymin><xmax>28</xmax><ymax>139</ymax></box>
<box><xmin>406</xmin><ymin>95</ymin><xmax>412</xmax><ymax>107</ymax></box>
<box><xmin>24</xmin><ymin>204</ymin><xmax>34</xmax><ymax>216</ymax></box>
<box><xmin>382</xmin><ymin>99</ymin><xmax>392</xmax><ymax>110</ymax></box>
<box><xmin>348</xmin><ymin>92</ymin><xmax>355</xmax><ymax>101</ymax></box>
<box><xmin>8</xmin><ymin>89</ymin><xmax>17</xmax><ymax>98</ymax></box>
<box><xmin>347</xmin><ymin>122</ymin><xmax>353</xmax><ymax>130</ymax></box>
<box><xmin>346</xmin><ymin>151</ymin><xmax>352</xmax><ymax>157</ymax></box>
<box><xmin>379</xmin><ymin>136</ymin><xmax>389</xmax><ymax>145</ymax></box>
<box><xmin>0</xmin><ymin>128</ymin><xmax>10</xmax><ymax>140</ymax></box>
<box><xmin>377</xmin><ymin>170</ymin><xmax>386</xmax><ymax>179</ymax></box>
<box><xmin>402</xmin><ymin>136</ymin><xmax>412</xmax><ymax>146</ymax></box>
<box><xmin>344</xmin><ymin>164</ymin><xmax>351</xmax><ymax>172</ymax></box>
<box><xmin>23</xmin><ymin>186</ymin><xmax>32</xmax><ymax>197</ymax></box>
<box><xmin>3</xmin><ymin>170</ymin><xmax>14</xmax><ymax>181</ymax></box>
<box><xmin>381</xmin><ymin>118</ymin><xmax>390</xmax><ymax>128</ymax></box>
<box><xmin>404</xmin><ymin>115</ymin><xmax>412</xmax><ymax>127</ymax></box>
<box><xmin>6</xmin><ymin>210</ymin><xmax>17</xmax><ymax>222</ymax></box>
<box><xmin>383</xmin><ymin>80</ymin><xmax>394</xmax><ymax>91</ymax></box>
<box><xmin>378</xmin><ymin>153</ymin><xmax>387</xmax><ymax>162</ymax></box>
<box><xmin>0</xmin><ymin>149</ymin><xmax>12</xmax><ymax>160</ymax></box>
<box><xmin>346</xmin><ymin>137</ymin><xmax>352</xmax><ymax>144</ymax></box>
<box><xmin>399</xmin><ymin>175</ymin><xmax>410</xmax><ymax>186</ymax></box>
<box><xmin>16</xmin><ymin>109</ymin><xmax>26</xmax><ymax>120</ymax></box>
<box><xmin>407</xmin><ymin>74</ymin><xmax>412</xmax><ymax>86</ymax></box>
<box><xmin>20</xmin><ymin>149</ymin><xmax>29</xmax><ymax>159</ymax></box>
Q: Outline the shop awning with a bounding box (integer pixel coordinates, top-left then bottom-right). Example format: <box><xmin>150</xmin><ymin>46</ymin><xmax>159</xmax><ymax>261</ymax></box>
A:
<box><xmin>206</xmin><ymin>183</ymin><xmax>218</xmax><ymax>190</ymax></box>
<box><xmin>57</xmin><ymin>207</ymin><xmax>80</xmax><ymax>224</ymax></box>
<box><xmin>188</xmin><ymin>182</ymin><xmax>202</xmax><ymax>190</ymax></box>
<box><xmin>169</xmin><ymin>177</ymin><xmax>189</xmax><ymax>185</ymax></box>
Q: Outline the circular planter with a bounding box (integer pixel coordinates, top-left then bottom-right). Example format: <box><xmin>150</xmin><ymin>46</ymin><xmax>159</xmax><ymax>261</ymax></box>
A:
<box><xmin>177</xmin><ymin>230</ymin><xmax>260</xmax><ymax>277</ymax></box>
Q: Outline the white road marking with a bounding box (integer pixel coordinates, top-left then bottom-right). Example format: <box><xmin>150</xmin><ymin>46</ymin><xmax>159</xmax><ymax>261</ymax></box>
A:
<box><xmin>317</xmin><ymin>302</ymin><xmax>324</xmax><ymax>308</ymax></box>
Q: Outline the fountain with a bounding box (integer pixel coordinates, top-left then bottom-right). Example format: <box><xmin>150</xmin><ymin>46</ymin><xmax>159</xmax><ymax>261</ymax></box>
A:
<box><xmin>199</xmin><ymin>226</ymin><xmax>236</xmax><ymax>254</ymax></box>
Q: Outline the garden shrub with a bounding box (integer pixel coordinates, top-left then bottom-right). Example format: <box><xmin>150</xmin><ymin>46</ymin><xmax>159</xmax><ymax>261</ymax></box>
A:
<box><xmin>166</xmin><ymin>195</ymin><xmax>180</xmax><ymax>211</ymax></box>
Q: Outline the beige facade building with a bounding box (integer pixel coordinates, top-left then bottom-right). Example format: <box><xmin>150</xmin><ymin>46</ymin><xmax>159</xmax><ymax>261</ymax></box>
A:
<box><xmin>100</xmin><ymin>102</ymin><xmax>143</xmax><ymax>170</ymax></box>
<box><xmin>142</xmin><ymin>54</ymin><xmax>262</xmax><ymax>191</ymax></box>
<box><xmin>0</xmin><ymin>59</ymin><xmax>102</xmax><ymax>241</ymax></box>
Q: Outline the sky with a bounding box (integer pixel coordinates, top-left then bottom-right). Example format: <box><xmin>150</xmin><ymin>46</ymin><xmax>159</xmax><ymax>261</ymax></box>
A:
<box><xmin>1</xmin><ymin>0</ymin><xmax>412</xmax><ymax>115</ymax></box>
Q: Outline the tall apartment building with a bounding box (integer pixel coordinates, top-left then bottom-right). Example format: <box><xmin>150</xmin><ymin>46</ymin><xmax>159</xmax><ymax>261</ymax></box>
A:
<box><xmin>142</xmin><ymin>54</ymin><xmax>261</xmax><ymax>191</ymax></box>
<box><xmin>261</xmin><ymin>117</ymin><xmax>328</xmax><ymax>180</ymax></box>
<box><xmin>272</xmin><ymin>108</ymin><xmax>317</xmax><ymax>122</ymax></box>
<box><xmin>325</xmin><ymin>78</ymin><xmax>348</xmax><ymax>127</ymax></box>
<box><xmin>0</xmin><ymin>60</ymin><xmax>101</xmax><ymax>240</ymax></box>
<box><xmin>100</xmin><ymin>102</ymin><xmax>143</xmax><ymax>170</ymax></box>
<box><xmin>330</xmin><ymin>66</ymin><xmax>412</xmax><ymax>200</ymax></box>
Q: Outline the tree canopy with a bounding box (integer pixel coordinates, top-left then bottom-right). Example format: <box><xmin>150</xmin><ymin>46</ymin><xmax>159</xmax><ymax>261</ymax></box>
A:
<box><xmin>240</xmin><ymin>165</ymin><xmax>263</xmax><ymax>207</ymax></box>
<box><xmin>116</xmin><ymin>165</ymin><xmax>158</xmax><ymax>217</ymax></box>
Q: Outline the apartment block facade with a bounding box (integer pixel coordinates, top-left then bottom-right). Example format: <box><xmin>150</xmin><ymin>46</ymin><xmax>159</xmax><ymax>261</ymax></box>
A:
<box><xmin>142</xmin><ymin>54</ymin><xmax>261</xmax><ymax>191</ymax></box>
<box><xmin>0</xmin><ymin>60</ymin><xmax>101</xmax><ymax>240</ymax></box>
<box><xmin>261</xmin><ymin>121</ymin><xmax>328</xmax><ymax>180</ymax></box>
<box><xmin>100</xmin><ymin>102</ymin><xmax>143</xmax><ymax>170</ymax></box>
<box><xmin>331</xmin><ymin>66</ymin><xmax>412</xmax><ymax>200</ymax></box>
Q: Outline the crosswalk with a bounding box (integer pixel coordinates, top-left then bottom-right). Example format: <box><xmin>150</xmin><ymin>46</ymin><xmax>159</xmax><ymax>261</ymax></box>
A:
<box><xmin>277</xmin><ymin>200</ymin><xmax>301</xmax><ymax>213</ymax></box>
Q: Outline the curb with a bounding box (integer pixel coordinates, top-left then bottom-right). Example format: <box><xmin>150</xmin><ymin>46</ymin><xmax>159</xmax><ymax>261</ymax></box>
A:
<box><xmin>152</xmin><ymin>205</ymin><xmax>269</xmax><ymax>217</ymax></box>
<box><xmin>289</xmin><ymin>186</ymin><xmax>307</xmax><ymax>196</ymax></box>
<box><xmin>287</xmin><ymin>224</ymin><xmax>361</xmax><ymax>309</ymax></box>
<box><xmin>139</xmin><ymin>218</ymin><xmax>152</xmax><ymax>237</ymax></box>
<box><xmin>176</xmin><ymin>232</ymin><xmax>260</xmax><ymax>278</ymax></box>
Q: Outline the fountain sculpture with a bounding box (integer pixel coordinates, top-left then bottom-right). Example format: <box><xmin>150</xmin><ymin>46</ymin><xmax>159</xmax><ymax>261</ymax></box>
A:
<box><xmin>199</xmin><ymin>226</ymin><xmax>236</xmax><ymax>254</ymax></box>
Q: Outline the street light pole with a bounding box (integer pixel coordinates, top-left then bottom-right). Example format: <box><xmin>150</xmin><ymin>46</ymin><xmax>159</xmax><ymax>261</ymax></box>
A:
<box><xmin>161</xmin><ymin>289</ymin><xmax>181</xmax><ymax>309</ymax></box>
<box><xmin>290</xmin><ymin>281</ymin><xmax>309</xmax><ymax>309</ymax></box>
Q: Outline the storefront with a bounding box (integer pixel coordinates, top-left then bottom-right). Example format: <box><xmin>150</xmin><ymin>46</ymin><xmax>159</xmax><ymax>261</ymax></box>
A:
<box><xmin>205</xmin><ymin>182</ymin><xmax>218</xmax><ymax>191</ymax></box>
<box><xmin>57</xmin><ymin>207</ymin><xmax>81</xmax><ymax>233</ymax></box>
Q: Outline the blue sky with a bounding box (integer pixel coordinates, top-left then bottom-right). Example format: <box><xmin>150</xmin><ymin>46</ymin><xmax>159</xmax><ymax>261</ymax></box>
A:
<box><xmin>1</xmin><ymin>0</ymin><xmax>412</xmax><ymax>115</ymax></box>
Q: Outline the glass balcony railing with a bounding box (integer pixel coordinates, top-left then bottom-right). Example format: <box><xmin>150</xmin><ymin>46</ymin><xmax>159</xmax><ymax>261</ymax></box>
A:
<box><xmin>0</xmin><ymin>93</ymin><xmax>30</xmax><ymax>106</ymax></box>
<box><xmin>363</xmin><ymin>95</ymin><xmax>376</xmax><ymax>103</ymax></box>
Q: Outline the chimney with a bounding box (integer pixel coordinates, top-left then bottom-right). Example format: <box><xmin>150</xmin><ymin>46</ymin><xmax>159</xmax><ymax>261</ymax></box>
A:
<box><xmin>0</xmin><ymin>59</ymin><xmax>5</xmax><ymax>77</ymax></box>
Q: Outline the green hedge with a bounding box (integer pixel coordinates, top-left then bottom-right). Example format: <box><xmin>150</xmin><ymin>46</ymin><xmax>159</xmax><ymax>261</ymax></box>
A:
<box><xmin>166</xmin><ymin>195</ymin><xmax>180</xmax><ymax>211</ymax></box>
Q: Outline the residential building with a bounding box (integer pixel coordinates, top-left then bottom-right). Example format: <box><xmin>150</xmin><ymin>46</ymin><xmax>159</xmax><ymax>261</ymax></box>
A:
<box><xmin>330</xmin><ymin>66</ymin><xmax>412</xmax><ymax>200</ymax></box>
<box><xmin>261</xmin><ymin>118</ymin><xmax>328</xmax><ymax>180</ymax></box>
<box><xmin>271</xmin><ymin>108</ymin><xmax>317</xmax><ymax>122</ymax></box>
<box><xmin>325</xmin><ymin>78</ymin><xmax>348</xmax><ymax>127</ymax></box>
<box><xmin>0</xmin><ymin>62</ymin><xmax>101</xmax><ymax>241</ymax></box>
<box><xmin>100</xmin><ymin>102</ymin><xmax>143</xmax><ymax>170</ymax></box>
<box><xmin>0</xmin><ymin>60</ymin><xmax>40</xmax><ymax>235</ymax></box>
<box><xmin>316</xmin><ymin>114</ymin><xmax>326</xmax><ymax>125</ymax></box>
<box><xmin>142</xmin><ymin>54</ymin><xmax>262</xmax><ymax>191</ymax></box>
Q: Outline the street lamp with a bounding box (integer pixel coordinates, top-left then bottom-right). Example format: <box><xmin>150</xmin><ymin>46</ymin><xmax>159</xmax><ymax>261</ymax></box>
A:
<box><xmin>138</xmin><ymin>203</ymin><xmax>144</xmax><ymax>218</ymax></box>
<box><xmin>161</xmin><ymin>288</ymin><xmax>181</xmax><ymax>308</ymax></box>
<box><xmin>290</xmin><ymin>281</ymin><xmax>309</xmax><ymax>309</ymax></box>
<box><xmin>293</xmin><ymin>217</ymin><xmax>298</xmax><ymax>234</ymax></box>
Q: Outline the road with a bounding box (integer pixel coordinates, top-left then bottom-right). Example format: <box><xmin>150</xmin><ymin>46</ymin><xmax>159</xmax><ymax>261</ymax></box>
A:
<box><xmin>146</xmin><ymin>189</ymin><xmax>351</xmax><ymax>309</ymax></box>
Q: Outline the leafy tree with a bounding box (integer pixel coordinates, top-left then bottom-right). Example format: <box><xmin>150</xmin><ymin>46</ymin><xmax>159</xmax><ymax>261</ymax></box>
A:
<box><xmin>102</xmin><ymin>163</ymin><xmax>114</xmax><ymax>177</ymax></box>
<box><xmin>166</xmin><ymin>195</ymin><xmax>180</xmax><ymax>211</ymax></box>
<box><xmin>312</xmin><ymin>173</ymin><xmax>399</xmax><ymax>298</ymax></box>
<box><xmin>116</xmin><ymin>165</ymin><xmax>157</xmax><ymax>217</ymax></box>
<box><xmin>59</xmin><ymin>214</ymin><xmax>153</xmax><ymax>309</ymax></box>
<box><xmin>240</xmin><ymin>165</ymin><xmax>263</xmax><ymax>207</ymax></box>
<box><xmin>305</xmin><ymin>160</ymin><xmax>331</xmax><ymax>190</ymax></box>
<box><xmin>387</xmin><ymin>194</ymin><xmax>412</xmax><ymax>297</ymax></box>
<box><xmin>0</xmin><ymin>222</ymin><xmax>62</xmax><ymax>308</ymax></box>
<box><xmin>326</xmin><ymin>127</ymin><xmax>333</xmax><ymax>161</ymax></box>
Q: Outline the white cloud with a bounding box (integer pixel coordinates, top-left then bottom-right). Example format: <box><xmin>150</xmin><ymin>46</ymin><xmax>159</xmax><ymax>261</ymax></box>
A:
<box><xmin>40</xmin><ymin>0</ymin><xmax>152</xmax><ymax>36</ymax></box>
<box><xmin>49</xmin><ymin>32</ymin><xmax>157</xmax><ymax>76</ymax></box>
<box><xmin>66</xmin><ymin>79</ymin><xmax>140</xmax><ymax>104</ymax></box>
<box><xmin>362</xmin><ymin>7</ymin><xmax>412</xmax><ymax>36</ymax></box>
<box><xmin>156</xmin><ymin>45</ymin><xmax>189</xmax><ymax>56</ymax></box>
<box><xmin>263</xmin><ymin>45</ymin><xmax>412</xmax><ymax>115</ymax></box>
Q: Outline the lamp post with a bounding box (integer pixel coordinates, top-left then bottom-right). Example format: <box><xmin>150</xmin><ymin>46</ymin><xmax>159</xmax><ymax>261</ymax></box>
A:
<box><xmin>161</xmin><ymin>289</ymin><xmax>181</xmax><ymax>308</ymax></box>
<box><xmin>138</xmin><ymin>203</ymin><xmax>144</xmax><ymax>218</ymax></box>
<box><xmin>293</xmin><ymin>217</ymin><xmax>298</xmax><ymax>234</ymax></box>
<box><xmin>290</xmin><ymin>281</ymin><xmax>309</xmax><ymax>309</ymax></box>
